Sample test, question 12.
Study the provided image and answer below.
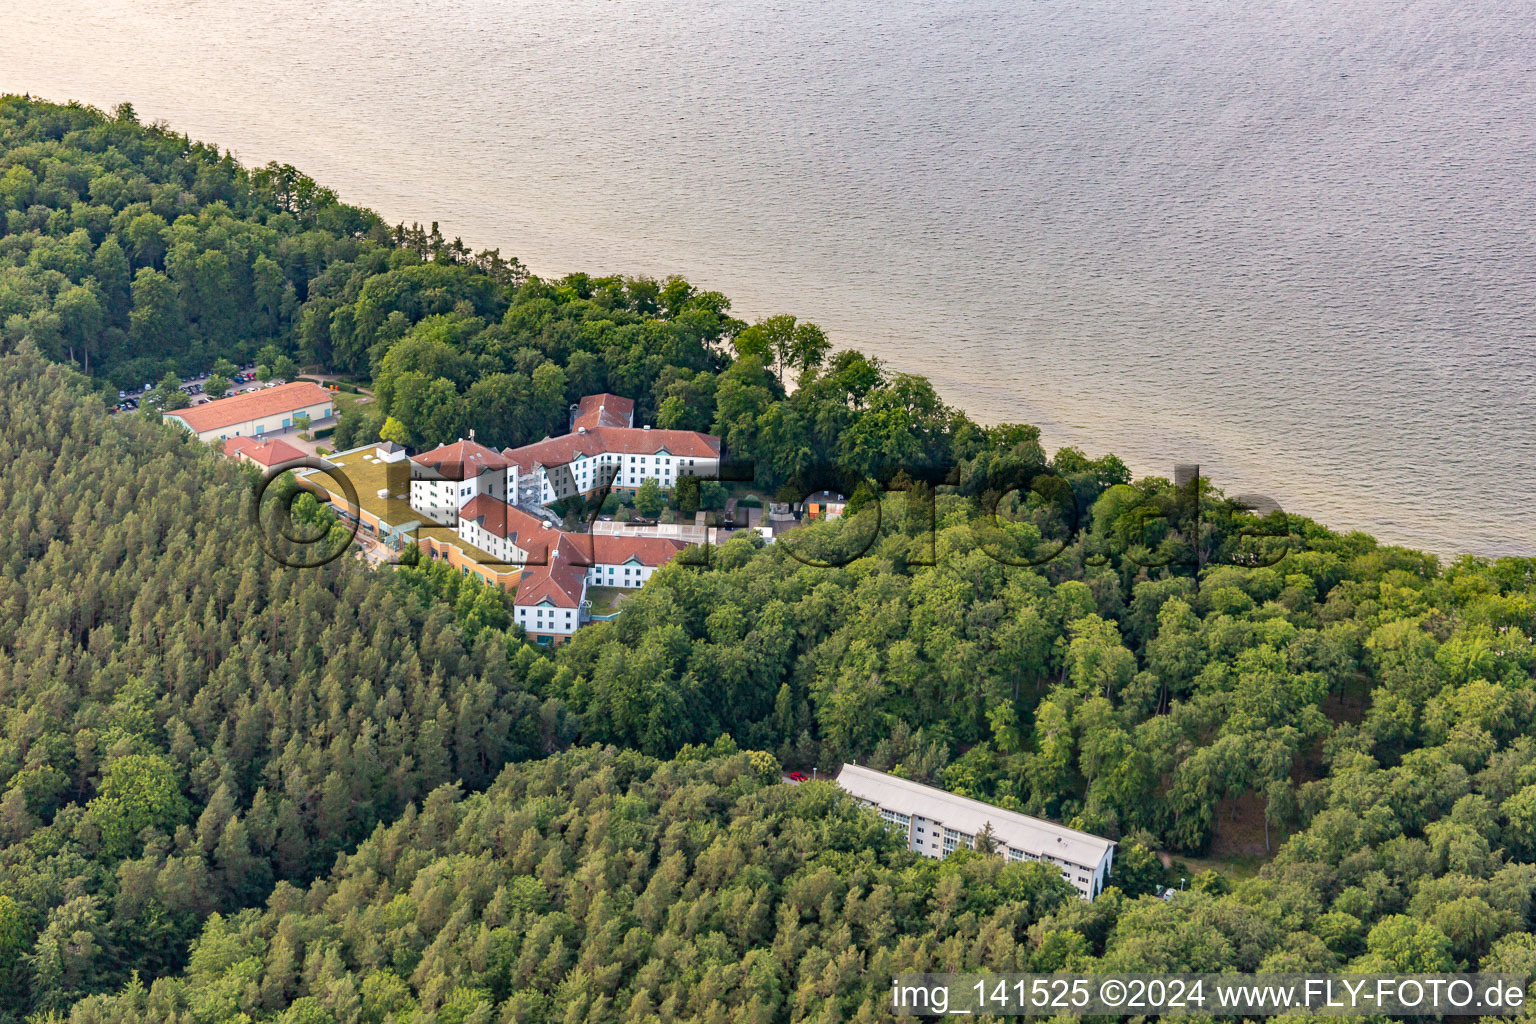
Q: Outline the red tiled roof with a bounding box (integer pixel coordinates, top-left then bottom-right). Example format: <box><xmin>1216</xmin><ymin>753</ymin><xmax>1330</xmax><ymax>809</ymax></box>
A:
<box><xmin>459</xmin><ymin>496</ymin><xmax>685</xmax><ymax>569</ymax></box>
<box><xmin>453</xmin><ymin>494</ymin><xmax>690</xmax><ymax>610</ymax></box>
<box><xmin>168</xmin><ymin>382</ymin><xmax>333</xmax><ymax>433</ymax></box>
<box><xmin>514</xmin><ymin>534</ymin><xmax>588</xmax><ymax>609</ymax></box>
<box><xmin>411</xmin><ymin>438</ymin><xmax>510</xmax><ymax>479</ymax></box>
<box><xmin>584</xmin><ymin>533</ymin><xmax>688</xmax><ymax>566</ymax></box>
<box><xmin>503</xmin><ymin>426</ymin><xmax>721</xmax><ymax>473</ymax></box>
<box><xmin>572</xmin><ymin>393</ymin><xmax>635</xmax><ymax>430</ymax></box>
<box><xmin>459</xmin><ymin>493</ymin><xmax>557</xmax><ymax>550</ymax></box>
<box><xmin>224</xmin><ymin>436</ymin><xmax>307</xmax><ymax>468</ymax></box>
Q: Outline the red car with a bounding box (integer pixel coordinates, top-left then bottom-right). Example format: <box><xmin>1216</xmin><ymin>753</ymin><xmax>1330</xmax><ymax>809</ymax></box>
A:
<box><xmin>789</xmin><ymin>771</ymin><xmax>807</xmax><ymax>782</ymax></box>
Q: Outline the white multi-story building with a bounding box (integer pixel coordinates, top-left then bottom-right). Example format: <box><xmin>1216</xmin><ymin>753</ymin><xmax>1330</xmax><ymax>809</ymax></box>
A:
<box><xmin>388</xmin><ymin>394</ymin><xmax>718</xmax><ymax>643</ymax></box>
<box><xmin>408</xmin><ymin>438</ymin><xmax>510</xmax><ymax>525</ymax></box>
<box><xmin>504</xmin><ymin>416</ymin><xmax>722</xmax><ymax>508</ymax></box>
<box><xmin>455</xmin><ymin>492</ymin><xmax>689</xmax><ymax>645</ymax></box>
<box><xmin>455</xmin><ymin>493</ymin><xmax>557</xmax><ymax>568</ymax></box>
<box><xmin>836</xmin><ymin>764</ymin><xmax>1117</xmax><ymax>900</ymax></box>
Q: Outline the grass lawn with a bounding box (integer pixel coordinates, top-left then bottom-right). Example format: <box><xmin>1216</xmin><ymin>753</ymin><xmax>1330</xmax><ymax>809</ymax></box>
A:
<box><xmin>1160</xmin><ymin>850</ymin><xmax>1272</xmax><ymax>884</ymax></box>
<box><xmin>585</xmin><ymin>586</ymin><xmax>631</xmax><ymax>616</ymax></box>
<box><xmin>328</xmin><ymin>388</ymin><xmax>373</xmax><ymax>417</ymax></box>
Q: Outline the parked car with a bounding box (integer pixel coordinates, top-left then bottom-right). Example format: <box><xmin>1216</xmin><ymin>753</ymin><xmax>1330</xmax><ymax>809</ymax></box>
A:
<box><xmin>789</xmin><ymin>771</ymin><xmax>807</xmax><ymax>782</ymax></box>
<box><xmin>118</xmin><ymin>390</ymin><xmax>126</xmax><ymax>399</ymax></box>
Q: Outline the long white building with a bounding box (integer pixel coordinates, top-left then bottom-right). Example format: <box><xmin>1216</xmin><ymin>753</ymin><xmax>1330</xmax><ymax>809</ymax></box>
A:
<box><xmin>504</xmin><ymin>428</ymin><xmax>722</xmax><ymax>506</ymax></box>
<box><xmin>836</xmin><ymin>764</ymin><xmax>1116</xmax><ymax>899</ymax></box>
<box><xmin>502</xmin><ymin>393</ymin><xmax>721</xmax><ymax>507</ymax></box>
<box><xmin>164</xmin><ymin>381</ymin><xmax>334</xmax><ymax>442</ymax></box>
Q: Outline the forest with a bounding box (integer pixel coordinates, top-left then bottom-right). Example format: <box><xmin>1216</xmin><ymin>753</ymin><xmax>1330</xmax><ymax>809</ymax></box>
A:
<box><xmin>3</xmin><ymin>94</ymin><xmax>1536</xmax><ymax>1022</ymax></box>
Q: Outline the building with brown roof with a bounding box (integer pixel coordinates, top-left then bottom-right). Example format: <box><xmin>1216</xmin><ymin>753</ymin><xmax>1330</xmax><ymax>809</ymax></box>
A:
<box><xmin>455</xmin><ymin>493</ymin><xmax>559</xmax><ymax>568</ymax></box>
<box><xmin>571</xmin><ymin>393</ymin><xmax>635</xmax><ymax>431</ymax></box>
<box><xmin>506</xmin><ymin>422</ymin><xmax>721</xmax><ymax>506</ymax></box>
<box><xmin>508</xmin><ymin>518</ymin><xmax>688</xmax><ymax>646</ymax></box>
<box><xmin>409</xmin><ymin>437</ymin><xmax>512</xmax><ymax>525</ymax></box>
<box><xmin>163</xmin><ymin>382</ymin><xmax>335</xmax><ymax>442</ymax></box>
<box><xmin>455</xmin><ymin>491</ymin><xmax>688</xmax><ymax>644</ymax></box>
<box><xmin>222</xmin><ymin>436</ymin><xmax>308</xmax><ymax>470</ymax></box>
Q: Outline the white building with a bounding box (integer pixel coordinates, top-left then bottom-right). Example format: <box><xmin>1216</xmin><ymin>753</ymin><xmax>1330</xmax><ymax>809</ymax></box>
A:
<box><xmin>164</xmin><ymin>381</ymin><xmax>334</xmax><ymax>442</ymax></box>
<box><xmin>455</xmin><ymin>493</ymin><xmax>689</xmax><ymax>645</ymax></box>
<box><xmin>390</xmin><ymin>393</ymin><xmax>719</xmax><ymax>643</ymax></box>
<box><xmin>504</xmin><ymin>427</ymin><xmax>722</xmax><ymax>507</ymax></box>
<box><xmin>836</xmin><ymin>764</ymin><xmax>1116</xmax><ymax>900</ymax></box>
<box><xmin>456</xmin><ymin>493</ymin><xmax>556</xmax><ymax>568</ymax></box>
<box><xmin>408</xmin><ymin>438</ymin><xmax>510</xmax><ymax>525</ymax></box>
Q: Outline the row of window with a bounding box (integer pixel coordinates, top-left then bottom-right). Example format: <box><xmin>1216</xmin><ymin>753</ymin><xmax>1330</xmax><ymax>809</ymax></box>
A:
<box><xmin>891</xmin><ymin>810</ymin><xmax>1097</xmax><ymax>881</ymax></box>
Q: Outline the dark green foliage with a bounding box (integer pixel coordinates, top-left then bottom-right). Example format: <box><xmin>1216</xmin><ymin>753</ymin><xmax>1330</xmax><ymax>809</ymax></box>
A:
<box><xmin>0</xmin><ymin>348</ymin><xmax>549</xmax><ymax>1016</ymax></box>
<box><xmin>63</xmin><ymin>746</ymin><xmax>1079</xmax><ymax>1024</ymax></box>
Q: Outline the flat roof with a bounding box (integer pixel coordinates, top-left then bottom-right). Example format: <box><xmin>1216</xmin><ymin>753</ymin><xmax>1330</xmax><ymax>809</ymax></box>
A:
<box><xmin>416</xmin><ymin>525</ymin><xmax>512</xmax><ymax>571</ymax></box>
<box><xmin>836</xmin><ymin>764</ymin><xmax>1115</xmax><ymax>867</ymax></box>
<box><xmin>300</xmin><ymin>446</ymin><xmax>518</xmax><ymax>571</ymax></box>
<box><xmin>167</xmin><ymin>381</ymin><xmax>333</xmax><ymax>433</ymax></box>
<box><xmin>299</xmin><ymin>445</ymin><xmax>419</xmax><ymax>528</ymax></box>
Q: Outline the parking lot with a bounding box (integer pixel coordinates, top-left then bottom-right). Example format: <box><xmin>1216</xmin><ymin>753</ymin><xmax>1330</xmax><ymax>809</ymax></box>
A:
<box><xmin>110</xmin><ymin>364</ymin><xmax>291</xmax><ymax>414</ymax></box>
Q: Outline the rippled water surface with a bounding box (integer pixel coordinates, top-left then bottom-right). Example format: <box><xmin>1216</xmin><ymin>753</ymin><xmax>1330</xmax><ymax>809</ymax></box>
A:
<box><xmin>6</xmin><ymin>0</ymin><xmax>1534</xmax><ymax>555</ymax></box>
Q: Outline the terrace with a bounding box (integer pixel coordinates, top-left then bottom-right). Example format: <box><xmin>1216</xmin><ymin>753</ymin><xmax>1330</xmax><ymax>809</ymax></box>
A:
<box><xmin>584</xmin><ymin>586</ymin><xmax>632</xmax><ymax>619</ymax></box>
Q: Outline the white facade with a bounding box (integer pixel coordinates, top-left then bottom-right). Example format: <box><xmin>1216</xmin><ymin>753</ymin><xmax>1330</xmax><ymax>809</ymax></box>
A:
<box><xmin>836</xmin><ymin>764</ymin><xmax>1116</xmax><ymax>900</ymax></box>
<box><xmin>513</xmin><ymin>448</ymin><xmax>719</xmax><ymax>507</ymax></box>
<box><xmin>410</xmin><ymin>472</ymin><xmax>503</xmax><ymax>526</ymax></box>
<box><xmin>164</xmin><ymin>384</ymin><xmax>334</xmax><ymax>443</ymax></box>
<box><xmin>514</xmin><ymin>598</ymin><xmax>581</xmax><ymax>637</ymax></box>
<box><xmin>457</xmin><ymin>516</ymin><xmax>536</xmax><ymax>567</ymax></box>
<box><xmin>192</xmin><ymin>400</ymin><xmax>332</xmax><ymax>442</ymax></box>
<box><xmin>585</xmin><ymin>556</ymin><xmax>660</xmax><ymax>589</ymax></box>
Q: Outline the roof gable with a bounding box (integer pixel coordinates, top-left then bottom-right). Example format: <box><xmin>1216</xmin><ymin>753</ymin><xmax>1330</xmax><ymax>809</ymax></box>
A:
<box><xmin>503</xmin><ymin>426</ymin><xmax>721</xmax><ymax>474</ymax></box>
<box><xmin>572</xmin><ymin>393</ymin><xmax>636</xmax><ymax>430</ymax></box>
<box><xmin>412</xmin><ymin>439</ymin><xmax>510</xmax><ymax>479</ymax></box>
